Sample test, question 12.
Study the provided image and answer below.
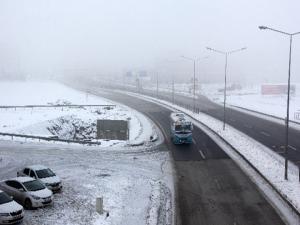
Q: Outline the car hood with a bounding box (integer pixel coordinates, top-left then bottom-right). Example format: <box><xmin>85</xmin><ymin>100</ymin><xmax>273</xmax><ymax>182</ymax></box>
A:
<box><xmin>39</xmin><ymin>176</ymin><xmax>60</xmax><ymax>184</ymax></box>
<box><xmin>29</xmin><ymin>188</ymin><xmax>52</xmax><ymax>198</ymax></box>
<box><xmin>0</xmin><ymin>200</ymin><xmax>23</xmax><ymax>214</ymax></box>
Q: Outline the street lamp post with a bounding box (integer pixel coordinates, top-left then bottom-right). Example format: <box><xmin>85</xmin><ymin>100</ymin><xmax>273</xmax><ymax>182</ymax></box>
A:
<box><xmin>206</xmin><ymin>47</ymin><xmax>246</xmax><ymax>130</ymax></box>
<box><xmin>259</xmin><ymin>26</ymin><xmax>300</xmax><ymax>180</ymax></box>
<box><xmin>156</xmin><ymin>72</ymin><xmax>159</xmax><ymax>99</ymax></box>
<box><xmin>181</xmin><ymin>56</ymin><xmax>207</xmax><ymax>113</ymax></box>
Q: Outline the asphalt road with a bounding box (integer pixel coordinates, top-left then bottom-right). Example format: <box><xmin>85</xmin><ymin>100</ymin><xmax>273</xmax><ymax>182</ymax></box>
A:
<box><xmin>141</xmin><ymin>89</ymin><xmax>300</xmax><ymax>166</ymax></box>
<box><xmin>89</xmin><ymin>89</ymin><xmax>284</xmax><ymax>225</ymax></box>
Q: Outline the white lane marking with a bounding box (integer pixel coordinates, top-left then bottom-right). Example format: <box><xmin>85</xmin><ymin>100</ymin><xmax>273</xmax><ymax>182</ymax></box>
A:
<box><xmin>214</xmin><ymin>179</ymin><xmax>222</xmax><ymax>190</ymax></box>
<box><xmin>260</xmin><ymin>131</ymin><xmax>271</xmax><ymax>137</ymax></box>
<box><xmin>244</xmin><ymin>124</ymin><xmax>252</xmax><ymax>129</ymax></box>
<box><xmin>230</xmin><ymin>118</ymin><xmax>236</xmax><ymax>122</ymax></box>
<box><xmin>288</xmin><ymin>145</ymin><xmax>297</xmax><ymax>151</ymax></box>
<box><xmin>192</xmin><ymin>139</ymin><xmax>196</xmax><ymax>145</ymax></box>
<box><xmin>198</xmin><ymin>149</ymin><xmax>206</xmax><ymax>159</ymax></box>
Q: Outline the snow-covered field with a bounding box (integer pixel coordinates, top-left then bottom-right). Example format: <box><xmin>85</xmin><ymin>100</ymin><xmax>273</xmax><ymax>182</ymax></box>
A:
<box><xmin>125</xmin><ymin>91</ymin><xmax>300</xmax><ymax>224</ymax></box>
<box><xmin>149</xmin><ymin>82</ymin><xmax>300</xmax><ymax>123</ymax></box>
<box><xmin>0</xmin><ymin>141</ymin><xmax>174</xmax><ymax>225</ymax></box>
<box><xmin>0</xmin><ymin>81</ymin><xmax>174</xmax><ymax>225</ymax></box>
<box><xmin>201</xmin><ymin>83</ymin><xmax>300</xmax><ymax>122</ymax></box>
<box><xmin>0</xmin><ymin>81</ymin><xmax>156</xmax><ymax>147</ymax></box>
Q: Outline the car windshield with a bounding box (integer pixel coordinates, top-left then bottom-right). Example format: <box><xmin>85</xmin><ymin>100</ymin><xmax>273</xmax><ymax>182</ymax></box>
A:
<box><xmin>0</xmin><ymin>192</ymin><xmax>13</xmax><ymax>204</ymax></box>
<box><xmin>23</xmin><ymin>180</ymin><xmax>45</xmax><ymax>192</ymax></box>
<box><xmin>36</xmin><ymin>169</ymin><xmax>55</xmax><ymax>178</ymax></box>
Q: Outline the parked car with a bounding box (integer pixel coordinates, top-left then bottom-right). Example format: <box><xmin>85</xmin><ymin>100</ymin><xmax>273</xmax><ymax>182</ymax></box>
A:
<box><xmin>0</xmin><ymin>177</ymin><xmax>53</xmax><ymax>209</ymax></box>
<box><xmin>0</xmin><ymin>190</ymin><xmax>24</xmax><ymax>225</ymax></box>
<box><xmin>17</xmin><ymin>165</ymin><xmax>62</xmax><ymax>192</ymax></box>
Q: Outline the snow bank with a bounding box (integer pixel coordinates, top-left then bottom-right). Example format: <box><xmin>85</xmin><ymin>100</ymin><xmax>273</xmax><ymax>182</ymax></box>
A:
<box><xmin>0</xmin><ymin>81</ymin><xmax>157</xmax><ymax>147</ymax></box>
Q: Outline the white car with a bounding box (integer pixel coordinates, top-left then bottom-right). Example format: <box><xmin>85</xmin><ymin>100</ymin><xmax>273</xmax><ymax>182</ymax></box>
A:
<box><xmin>0</xmin><ymin>177</ymin><xmax>53</xmax><ymax>209</ymax></box>
<box><xmin>17</xmin><ymin>165</ymin><xmax>62</xmax><ymax>192</ymax></box>
<box><xmin>0</xmin><ymin>190</ymin><xmax>24</xmax><ymax>225</ymax></box>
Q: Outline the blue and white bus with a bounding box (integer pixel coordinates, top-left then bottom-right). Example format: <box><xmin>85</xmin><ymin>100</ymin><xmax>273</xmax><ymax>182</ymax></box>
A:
<box><xmin>170</xmin><ymin>112</ymin><xmax>193</xmax><ymax>144</ymax></box>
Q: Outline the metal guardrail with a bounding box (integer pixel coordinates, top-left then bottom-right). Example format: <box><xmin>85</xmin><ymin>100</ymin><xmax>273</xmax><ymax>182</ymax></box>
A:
<box><xmin>230</xmin><ymin>105</ymin><xmax>300</xmax><ymax>126</ymax></box>
<box><xmin>0</xmin><ymin>104</ymin><xmax>117</xmax><ymax>144</ymax></box>
<box><xmin>0</xmin><ymin>104</ymin><xmax>116</xmax><ymax>109</ymax></box>
<box><xmin>0</xmin><ymin>132</ymin><xmax>101</xmax><ymax>145</ymax></box>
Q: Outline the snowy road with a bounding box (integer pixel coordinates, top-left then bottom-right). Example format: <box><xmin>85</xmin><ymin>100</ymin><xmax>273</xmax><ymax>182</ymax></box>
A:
<box><xmin>82</xmin><ymin>88</ymin><xmax>284</xmax><ymax>225</ymax></box>
<box><xmin>135</xmin><ymin>88</ymin><xmax>300</xmax><ymax>167</ymax></box>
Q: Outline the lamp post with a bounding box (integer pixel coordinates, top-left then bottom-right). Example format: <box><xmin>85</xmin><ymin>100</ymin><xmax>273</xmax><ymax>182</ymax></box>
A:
<box><xmin>259</xmin><ymin>26</ymin><xmax>300</xmax><ymax>180</ymax></box>
<box><xmin>156</xmin><ymin>72</ymin><xmax>159</xmax><ymax>99</ymax></box>
<box><xmin>206</xmin><ymin>47</ymin><xmax>246</xmax><ymax>130</ymax></box>
<box><xmin>181</xmin><ymin>56</ymin><xmax>208</xmax><ymax>113</ymax></box>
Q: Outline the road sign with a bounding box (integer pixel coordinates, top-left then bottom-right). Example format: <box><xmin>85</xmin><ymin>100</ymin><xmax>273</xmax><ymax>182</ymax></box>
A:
<box><xmin>97</xmin><ymin>120</ymin><xmax>129</xmax><ymax>140</ymax></box>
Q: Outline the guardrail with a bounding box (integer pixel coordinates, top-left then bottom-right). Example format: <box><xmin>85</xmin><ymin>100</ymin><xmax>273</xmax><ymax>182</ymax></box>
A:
<box><xmin>0</xmin><ymin>104</ymin><xmax>116</xmax><ymax>109</ymax></box>
<box><xmin>0</xmin><ymin>104</ymin><xmax>117</xmax><ymax>144</ymax></box>
<box><xmin>230</xmin><ymin>105</ymin><xmax>300</xmax><ymax>126</ymax></box>
<box><xmin>0</xmin><ymin>132</ymin><xmax>101</xmax><ymax>145</ymax></box>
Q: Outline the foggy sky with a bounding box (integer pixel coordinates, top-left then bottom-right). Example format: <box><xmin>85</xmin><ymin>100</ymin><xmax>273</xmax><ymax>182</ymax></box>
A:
<box><xmin>0</xmin><ymin>0</ymin><xmax>299</xmax><ymax>83</ymax></box>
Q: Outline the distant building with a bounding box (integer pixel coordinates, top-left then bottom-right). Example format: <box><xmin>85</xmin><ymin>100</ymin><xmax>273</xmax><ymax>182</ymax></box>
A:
<box><xmin>261</xmin><ymin>84</ymin><xmax>296</xmax><ymax>95</ymax></box>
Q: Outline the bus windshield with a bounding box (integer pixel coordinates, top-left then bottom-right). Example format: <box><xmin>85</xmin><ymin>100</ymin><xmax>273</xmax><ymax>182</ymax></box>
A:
<box><xmin>175</xmin><ymin>124</ymin><xmax>192</xmax><ymax>133</ymax></box>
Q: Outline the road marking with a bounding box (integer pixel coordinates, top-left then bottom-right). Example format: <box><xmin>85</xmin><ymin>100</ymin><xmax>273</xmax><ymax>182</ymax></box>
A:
<box><xmin>192</xmin><ymin>139</ymin><xmax>196</xmax><ymax>145</ymax></box>
<box><xmin>260</xmin><ymin>131</ymin><xmax>271</xmax><ymax>137</ymax></box>
<box><xmin>214</xmin><ymin>179</ymin><xmax>222</xmax><ymax>190</ymax></box>
<box><xmin>198</xmin><ymin>149</ymin><xmax>206</xmax><ymax>159</ymax></box>
<box><xmin>288</xmin><ymin>145</ymin><xmax>297</xmax><ymax>151</ymax></box>
<box><xmin>230</xmin><ymin>118</ymin><xmax>236</xmax><ymax>122</ymax></box>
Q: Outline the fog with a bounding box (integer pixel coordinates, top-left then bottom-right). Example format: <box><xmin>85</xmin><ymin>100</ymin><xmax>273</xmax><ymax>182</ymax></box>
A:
<box><xmin>0</xmin><ymin>0</ymin><xmax>299</xmax><ymax>83</ymax></box>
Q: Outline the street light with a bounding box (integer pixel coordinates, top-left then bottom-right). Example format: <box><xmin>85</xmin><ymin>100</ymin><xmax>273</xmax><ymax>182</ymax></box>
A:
<box><xmin>259</xmin><ymin>25</ymin><xmax>300</xmax><ymax>180</ymax></box>
<box><xmin>206</xmin><ymin>46</ymin><xmax>246</xmax><ymax>130</ymax></box>
<box><xmin>181</xmin><ymin>55</ymin><xmax>208</xmax><ymax>113</ymax></box>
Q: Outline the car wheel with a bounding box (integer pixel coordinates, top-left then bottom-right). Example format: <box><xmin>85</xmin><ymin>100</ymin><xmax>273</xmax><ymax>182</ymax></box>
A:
<box><xmin>25</xmin><ymin>199</ymin><xmax>32</xmax><ymax>209</ymax></box>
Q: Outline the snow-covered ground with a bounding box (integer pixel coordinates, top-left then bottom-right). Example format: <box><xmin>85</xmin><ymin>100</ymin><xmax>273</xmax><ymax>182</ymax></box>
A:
<box><xmin>0</xmin><ymin>81</ymin><xmax>174</xmax><ymax>225</ymax></box>
<box><xmin>147</xmin><ymin>82</ymin><xmax>300</xmax><ymax>123</ymax></box>
<box><xmin>0</xmin><ymin>141</ymin><xmax>174</xmax><ymax>225</ymax></box>
<box><xmin>0</xmin><ymin>81</ymin><xmax>156</xmax><ymax>147</ymax></box>
<box><xmin>125</xmin><ymin>91</ymin><xmax>300</xmax><ymax>224</ymax></box>
<box><xmin>201</xmin><ymin>83</ymin><xmax>300</xmax><ymax>122</ymax></box>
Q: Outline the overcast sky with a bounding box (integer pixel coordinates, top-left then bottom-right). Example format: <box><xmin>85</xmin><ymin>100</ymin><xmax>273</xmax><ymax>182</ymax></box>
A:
<box><xmin>0</xmin><ymin>0</ymin><xmax>299</xmax><ymax>83</ymax></box>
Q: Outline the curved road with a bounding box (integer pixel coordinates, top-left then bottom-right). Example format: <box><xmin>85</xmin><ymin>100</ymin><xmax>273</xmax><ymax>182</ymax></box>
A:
<box><xmin>89</xmin><ymin>89</ymin><xmax>284</xmax><ymax>225</ymax></box>
<box><xmin>146</xmin><ymin>89</ymin><xmax>300</xmax><ymax>166</ymax></box>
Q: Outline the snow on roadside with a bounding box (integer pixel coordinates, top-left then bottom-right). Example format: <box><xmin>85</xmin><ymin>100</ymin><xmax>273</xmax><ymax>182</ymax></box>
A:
<box><xmin>0</xmin><ymin>141</ymin><xmax>174</xmax><ymax>225</ymax></box>
<box><xmin>0</xmin><ymin>81</ymin><xmax>156</xmax><ymax>147</ymax></box>
<box><xmin>146</xmin><ymin>82</ymin><xmax>300</xmax><ymax>123</ymax></box>
<box><xmin>0</xmin><ymin>81</ymin><xmax>175</xmax><ymax>225</ymax></box>
<box><xmin>124</xmin><ymin>91</ymin><xmax>300</xmax><ymax>222</ymax></box>
<box><xmin>202</xmin><ymin>83</ymin><xmax>300</xmax><ymax>123</ymax></box>
<box><xmin>0</xmin><ymin>81</ymin><xmax>110</xmax><ymax>105</ymax></box>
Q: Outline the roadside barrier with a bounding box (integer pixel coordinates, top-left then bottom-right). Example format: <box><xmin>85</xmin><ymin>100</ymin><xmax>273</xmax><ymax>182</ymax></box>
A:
<box><xmin>0</xmin><ymin>132</ymin><xmax>101</xmax><ymax>145</ymax></box>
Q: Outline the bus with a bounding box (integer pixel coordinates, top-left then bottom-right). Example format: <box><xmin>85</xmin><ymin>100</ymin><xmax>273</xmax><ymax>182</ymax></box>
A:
<box><xmin>170</xmin><ymin>112</ymin><xmax>193</xmax><ymax>144</ymax></box>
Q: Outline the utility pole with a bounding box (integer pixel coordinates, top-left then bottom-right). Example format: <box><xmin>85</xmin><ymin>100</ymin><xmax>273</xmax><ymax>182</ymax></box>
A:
<box><xmin>181</xmin><ymin>55</ymin><xmax>208</xmax><ymax>113</ymax></box>
<box><xmin>259</xmin><ymin>25</ymin><xmax>300</xmax><ymax>180</ymax></box>
<box><xmin>156</xmin><ymin>72</ymin><xmax>159</xmax><ymax>99</ymax></box>
<box><xmin>172</xmin><ymin>75</ymin><xmax>175</xmax><ymax>104</ymax></box>
<box><xmin>206</xmin><ymin>47</ymin><xmax>246</xmax><ymax>130</ymax></box>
